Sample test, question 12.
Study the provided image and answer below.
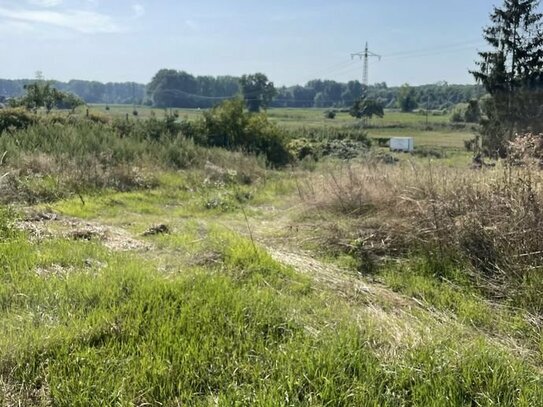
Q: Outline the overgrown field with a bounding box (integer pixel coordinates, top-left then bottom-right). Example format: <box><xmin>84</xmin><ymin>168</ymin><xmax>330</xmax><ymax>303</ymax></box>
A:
<box><xmin>0</xmin><ymin>106</ymin><xmax>542</xmax><ymax>405</ymax></box>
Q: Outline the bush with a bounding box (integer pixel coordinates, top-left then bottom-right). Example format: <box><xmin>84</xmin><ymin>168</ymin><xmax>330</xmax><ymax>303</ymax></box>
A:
<box><xmin>0</xmin><ymin>116</ymin><xmax>268</xmax><ymax>203</ymax></box>
<box><xmin>285</xmin><ymin>126</ymin><xmax>371</xmax><ymax>146</ymax></box>
<box><xmin>412</xmin><ymin>147</ymin><xmax>445</xmax><ymax>159</ymax></box>
<box><xmin>450</xmin><ymin>105</ymin><xmax>466</xmax><ymax>123</ymax></box>
<box><xmin>199</xmin><ymin>99</ymin><xmax>291</xmax><ymax>166</ymax></box>
<box><xmin>0</xmin><ymin>108</ymin><xmax>37</xmax><ymax>134</ymax></box>
<box><xmin>324</xmin><ymin>110</ymin><xmax>336</xmax><ymax>119</ymax></box>
<box><xmin>450</xmin><ymin>100</ymin><xmax>481</xmax><ymax>124</ymax></box>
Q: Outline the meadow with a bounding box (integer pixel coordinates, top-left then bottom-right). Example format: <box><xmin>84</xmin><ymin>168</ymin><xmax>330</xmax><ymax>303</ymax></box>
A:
<box><xmin>88</xmin><ymin>104</ymin><xmax>475</xmax><ymax>149</ymax></box>
<box><xmin>1</xmin><ymin>104</ymin><xmax>540</xmax><ymax>406</ymax></box>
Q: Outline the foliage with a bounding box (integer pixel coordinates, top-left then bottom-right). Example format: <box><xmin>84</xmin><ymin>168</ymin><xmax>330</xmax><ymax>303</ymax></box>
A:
<box><xmin>0</xmin><ymin>108</ymin><xmax>37</xmax><ymax>134</ymax></box>
<box><xmin>0</xmin><ymin>205</ymin><xmax>16</xmax><ymax>240</ymax></box>
<box><xmin>274</xmin><ymin>81</ymin><xmax>484</xmax><ymax>110</ymax></box>
<box><xmin>397</xmin><ymin>83</ymin><xmax>418</xmax><ymax>112</ymax></box>
<box><xmin>10</xmin><ymin>82</ymin><xmax>84</xmax><ymax>112</ymax></box>
<box><xmin>0</xmin><ymin>78</ymin><xmax>146</xmax><ymax>105</ymax></box>
<box><xmin>0</xmin><ymin>76</ymin><xmax>486</xmax><ymax>110</ymax></box>
<box><xmin>471</xmin><ymin>0</ymin><xmax>543</xmax><ymax>155</ymax></box>
<box><xmin>147</xmin><ymin>69</ymin><xmax>240</xmax><ymax>108</ymax></box>
<box><xmin>451</xmin><ymin>100</ymin><xmax>481</xmax><ymax>123</ymax></box>
<box><xmin>0</xmin><ymin>113</ymin><xmax>269</xmax><ymax>203</ymax></box>
<box><xmin>349</xmin><ymin>97</ymin><xmax>384</xmax><ymax>120</ymax></box>
<box><xmin>199</xmin><ymin>99</ymin><xmax>291</xmax><ymax>166</ymax></box>
<box><xmin>239</xmin><ymin>73</ymin><xmax>277</xmax><ymax>112</ymax></box>
<box><xmin>464</xmin><ymin>99</ymin><xmax>481</xmax><ymax>123</ymax></box>
<box><xmin>324</xmin><ymin>110</ymin><xmax>336</xmax><ymax>119</ymax></box>
<box><xmin>507</xmin><ymin>132</ymin><xmax>543</xmax><ymax>166</ymax></box>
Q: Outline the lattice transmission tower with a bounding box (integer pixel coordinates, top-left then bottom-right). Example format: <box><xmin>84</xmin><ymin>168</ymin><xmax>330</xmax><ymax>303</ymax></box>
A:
<box><xmin>351</xmin><ymin>42</ymin><xmax>381</xmax><ymax>85</ymax></box>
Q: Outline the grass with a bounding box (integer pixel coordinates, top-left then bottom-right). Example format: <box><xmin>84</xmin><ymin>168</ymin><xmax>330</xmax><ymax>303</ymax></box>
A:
<box><xmin>84</xmin><ymin>104</ymin><xmax>475</xmax><ymax>149</ymax></box>
<box><xmin>3</xmin><ymin>105</ymin><xmax>543</xmax><ymax>405</ymax></box>
<box><xmin>2</xmin><ymin>202</ymin><xmax>543</xmax><ymax>405</ymax></box>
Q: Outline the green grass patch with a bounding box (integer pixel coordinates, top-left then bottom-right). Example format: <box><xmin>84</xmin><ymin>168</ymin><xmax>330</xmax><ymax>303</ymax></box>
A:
<box><xmin>1</xmin><ymin>213</ymin><xmax>543</xmax><ymax>405</ymax></box>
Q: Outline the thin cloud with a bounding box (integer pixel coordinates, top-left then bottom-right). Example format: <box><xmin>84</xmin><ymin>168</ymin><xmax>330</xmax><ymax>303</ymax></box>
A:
<box><xmin>0</xmin><ymin>6</ymin><xmax>121</xmax><ymax>33</ymax></box>
<box><xmin>0</xmin><ymin>19</ymin><xmax>35</xmax><ymax>35</ymax></box>
<box><xmin>132</xmin><ymin>4</ymin><xmax>145</xmax><ymax>18</ymax></box>
<box><xmin>184</xmin><ymin>19</ymin><xmax>199</xmax><ymax>30</ymax></box>
<box><xmin>27</xmin><ymin>0</ymin><xmax>63</xmax><ymax>7</ymax></box>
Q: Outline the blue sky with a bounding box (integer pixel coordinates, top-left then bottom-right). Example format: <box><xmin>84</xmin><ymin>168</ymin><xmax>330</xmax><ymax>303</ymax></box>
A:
<box><xmin>0</xmin><ymin>0</ymin><xmax>509</xmax><ymax>86</ymax></box>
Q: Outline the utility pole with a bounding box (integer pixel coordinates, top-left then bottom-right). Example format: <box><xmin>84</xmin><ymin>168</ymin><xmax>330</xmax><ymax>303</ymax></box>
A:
<box><xmin>351</xmin><ymin>42</ymin><xmax>381</xmax><ymax>86</ymax></box>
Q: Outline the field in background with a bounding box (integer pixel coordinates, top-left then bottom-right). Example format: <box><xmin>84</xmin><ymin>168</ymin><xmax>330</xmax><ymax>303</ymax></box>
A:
<box><xmin>86</xmin><ymin>104</ymin><xmax>475</xmax><ymax>149</ymax></box>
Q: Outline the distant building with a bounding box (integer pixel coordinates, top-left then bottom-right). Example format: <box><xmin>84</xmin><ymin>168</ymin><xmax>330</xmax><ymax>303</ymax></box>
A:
<box><xmin>390</xmin><ymin>137</ymin><xmax>414</xmax><ymax>152</ymax></box>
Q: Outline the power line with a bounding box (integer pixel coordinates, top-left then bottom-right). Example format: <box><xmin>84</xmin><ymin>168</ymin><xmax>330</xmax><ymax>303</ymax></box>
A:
<box><xmin>382</xmin><ymin>40</ymin><xmax>486</xmax><ymax>61</ymax></box>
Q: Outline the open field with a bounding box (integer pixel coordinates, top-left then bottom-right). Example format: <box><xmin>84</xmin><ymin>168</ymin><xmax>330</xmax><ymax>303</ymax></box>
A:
<box><xmin>3</xmin><ymin>106</ymin><xmax>540</xmax><ymax>405</ymax></box>
<box><xmin>86</xmin><ymin>104</ymin><xmax>475</xmax><ymax>149</ymax></box>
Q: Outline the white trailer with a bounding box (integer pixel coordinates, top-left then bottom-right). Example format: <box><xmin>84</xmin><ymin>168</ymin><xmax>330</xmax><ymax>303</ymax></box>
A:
<box><xmin>389</xmin><ymin>137</ymin><xmax>414</xmax><ymax>152</ymax></box>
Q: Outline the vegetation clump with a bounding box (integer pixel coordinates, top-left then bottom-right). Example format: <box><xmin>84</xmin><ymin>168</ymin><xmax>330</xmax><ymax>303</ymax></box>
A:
<box><xmin>198</xmin><ymin>99</ymin><xmax>291</xmax><ymax>166</ymax></box>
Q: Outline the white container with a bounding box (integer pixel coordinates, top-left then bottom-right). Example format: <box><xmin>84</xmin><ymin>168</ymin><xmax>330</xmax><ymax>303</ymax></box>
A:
<box><xmin>389</xmin><ymin>137</ymin><xmax>414</xmax><ymax>152</ymax></box>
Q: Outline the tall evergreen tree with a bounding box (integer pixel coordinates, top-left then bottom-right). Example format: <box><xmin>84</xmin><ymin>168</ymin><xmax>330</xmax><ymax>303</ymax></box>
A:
<box><xmin>471</xmin><ymin>0</ymin><xmax>543</xmax><ymax>155</ymax></box>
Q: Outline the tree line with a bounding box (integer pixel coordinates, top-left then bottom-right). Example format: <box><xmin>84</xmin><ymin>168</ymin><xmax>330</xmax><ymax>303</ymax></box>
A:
<box><xmin>0</xmin><ymin>79</ymin><xmax>145</xmax><ymax>105</ymax></box>
<box><xmin>146</xmin><ymin>70</ymin><xmax>484</xmax><ymax>110</ymax></box>
<box><xmin>0</xmin><ymin>72</ymin><xmax>484</xmax><ymax>111</ymax></box>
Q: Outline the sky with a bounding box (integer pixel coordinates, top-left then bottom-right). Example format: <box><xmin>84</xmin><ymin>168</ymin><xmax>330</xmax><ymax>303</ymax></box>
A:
<box><xmin>0</xmin><ymin>0</ymin><xmax>510</xmax><ymax>86</ymax></box>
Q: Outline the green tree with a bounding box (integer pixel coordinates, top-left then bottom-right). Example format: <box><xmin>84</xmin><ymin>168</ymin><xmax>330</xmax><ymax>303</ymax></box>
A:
<box><xmin>471</xmin><ymin>0</ymin><xmax>543</xmax><ymax>155</ymax></box>
<box><xmin>239</xmin><ymin>73</ymin><xmax>277</xmax><ymax>112</ymax></box>
<box><xmin>16</xmin><ymin>82</ymin><xmax>83</xmax><ymax>113</ymax></box>
<box><xmin>350</xmin><ymin>98</ymin><xmax>384</xmax><ymax>120</ymax></box>
<box><xmin>397</xmin><ymin>84</ymin><xmax>418</xmax><ymax>112</ymax></box>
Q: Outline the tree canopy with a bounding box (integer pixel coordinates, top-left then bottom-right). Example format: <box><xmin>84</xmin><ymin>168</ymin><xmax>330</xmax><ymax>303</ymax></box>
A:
<box><xmin>471</xmin><ymin>0</ymin><xmax>543</xmax><ymax>154</ymax></box>
<box><xmin>11</xmin><ymin>82</ymin><xmax>84</xmax><ymax>112</ymax></box>
<box><xmin>0</xmin><ymin>75</ymin><xmax>485</xmax><ymax>111</ymax></box>
<box><xmin>350</xmin><ymin>98</ymin><xmax>385</xmax><ymax>120</ymax></box>
<box><xmin>239</xmin><ymin>73</ymin><xmax>277</xmax><ymax>112</ymax></box>
<box><xmin>397</xmin><ymin>84</ymin><xmax>418</xmax><ymax>112</ymax></box>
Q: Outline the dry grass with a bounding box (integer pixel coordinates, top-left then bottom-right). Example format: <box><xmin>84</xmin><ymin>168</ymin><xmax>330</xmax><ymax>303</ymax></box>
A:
<box><xmin>299</xmin><ymin>159</ymin><xmax>543</xmax><ymax>304</ymax></box>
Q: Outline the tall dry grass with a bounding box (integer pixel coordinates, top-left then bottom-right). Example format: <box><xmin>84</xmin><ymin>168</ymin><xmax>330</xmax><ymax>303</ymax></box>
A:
<box><xmin>299</xmin><ymin>159</ymin><xmax>543</xmax><ymax>304</ymax></box>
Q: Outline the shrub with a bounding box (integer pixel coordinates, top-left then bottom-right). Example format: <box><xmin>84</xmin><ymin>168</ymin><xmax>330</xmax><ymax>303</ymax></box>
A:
<box><xmin>0</xmin><ymin>117</ymin><xmax>267</xmax><ymax>203</ymax></box>
<box><xmin>450</xmin><ymin>100</ymin><xmax>481</xmax><ymax>124</ymax></box>
<box><xmin>324</xmin><ymin>110</ymin><xmax>336</xmax><ymax>119</ymax></box>
<box><xmin>412</xmin><ymin>147</ymin><xmax>445</xmax><ymax>159</ymax></box>
<box><xmin>0</xmin><ymin>108</ymin><xmax>36</xmax><ymax>134</ymax></box>
<box><xmin>199</xmin><ymin>99</ymin><xmax>291</xmax><ymax>166</ymax></box>
<box><xmin>507</xmin><ymin>132</ymin><xmax>543</xmax><ymax>166</ymax></box>
<box><xmin>450</xmin><ymin>105</ymin><xmax>466</xmax><ymax>123</ymax></box>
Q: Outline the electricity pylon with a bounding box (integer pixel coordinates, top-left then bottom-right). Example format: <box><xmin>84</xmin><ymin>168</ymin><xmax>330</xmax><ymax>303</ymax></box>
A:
<box><xmin>351</xmin><ymin>42</ymin><xmax>381</xmax><ymax>86</ymax></box>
